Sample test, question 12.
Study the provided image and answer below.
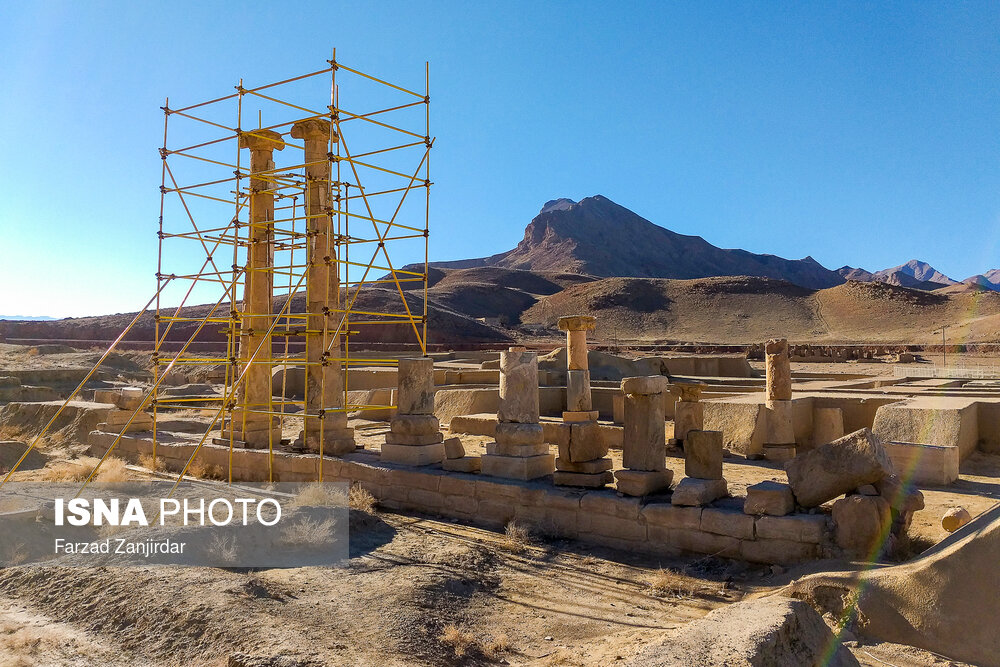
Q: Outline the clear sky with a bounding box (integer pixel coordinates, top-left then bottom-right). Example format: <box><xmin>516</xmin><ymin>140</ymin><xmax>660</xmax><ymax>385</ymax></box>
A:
<box><xmin>1</xmin><ymin>1</ymin><xmax>998</xmax><ymax>318</ymax></box>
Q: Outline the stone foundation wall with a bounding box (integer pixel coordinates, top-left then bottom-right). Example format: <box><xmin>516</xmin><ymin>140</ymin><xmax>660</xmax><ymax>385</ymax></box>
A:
<box><xmin>89</xmin><ymin>432</ymin><xmax>832</xmax><ymax>565</ymax></box>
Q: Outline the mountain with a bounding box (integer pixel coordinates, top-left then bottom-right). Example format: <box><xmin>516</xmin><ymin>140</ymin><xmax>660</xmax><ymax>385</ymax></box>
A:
<box><xmin>874</xmin><ymin>260</ymin><xmax>957</xmax><ymax>286</ymax></box>
<box><xmin>433</xmin><ymin>196</ymin><xmax>845</xmax><ymax>289</ymax></box>
<box><xmin>0</xmin><ymin>315</ymin><xmax>57</xmax><ymax>321</ymax></box>
<box><xmin>837</xmin><ymin>266</ymin><xmax>874</xmax><ymax>281</ymax></box>
<box><xmin>962</xmin><ymin>274</ymin><xmax>1000</xmax><ymax>292</ymax></box>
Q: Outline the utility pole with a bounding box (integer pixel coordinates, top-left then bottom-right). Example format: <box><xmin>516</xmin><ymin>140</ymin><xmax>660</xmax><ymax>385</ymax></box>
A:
<box><xmin>934</xmin><ymin>326</ymin><xmax>947</xmax><ymax>368</ymax></box>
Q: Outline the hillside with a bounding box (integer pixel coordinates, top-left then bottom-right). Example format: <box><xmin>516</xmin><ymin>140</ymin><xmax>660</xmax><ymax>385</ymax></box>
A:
<box><xmin>433</xmin><ymin>196</ymin><xmax>845</xmax><ymax>289</ymax></box>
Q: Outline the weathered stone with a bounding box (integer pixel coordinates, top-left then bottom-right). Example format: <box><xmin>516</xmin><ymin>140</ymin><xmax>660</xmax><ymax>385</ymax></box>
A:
<box><xmin>813</xmin><ymin>407</ymin><xmax>845</xmax><ymax>445</ymax></box>
<box><xmin>874</xmin><ymin>474</ymin><xmax>924</xmax><ymax>514</ymax></box>
<box><xmin>480</xmin><ymin>453</ymin><xmax>554</xmax><ymax>480</ymax></box>
<box><xmin>765</xmin><ymin>399</ymin><xmax>795</xmax><ymax>445</ymax></box>
<box><xmin>557</xmin><ymin>421</ymin><xmax>608</xmax><ymax>463</ymax></box>
<box><xmin>443</xmin><ymin>457</ymin><xmax>481</xmax><ymax>473</ymax></box>
<box><xmin>785</xmin><ymin>428</ymin><xmax>895</xmax><ymax>508</ymax></box>
<box><xmin>672</xmin><ymin>401</ymin><xmax>703</xmax><ymax>444</ymax></box>
<box><xmin>562</xmin><ymin>410</ymin><xmax>600</xmax><ymax>422</ymax></box>
<box><xmin>553</xmin><ymin>470</ymin><xmax>613</xmax><ymax>488</ymax></box>
<box><xmin>642</xmin><ymin>503</ymin><xmax>702</xmax><ymax>530</ymax></box>
<box><xmin>566</xmin><ymin>369</ymin><xmax>592</xmax><ymax>412</ymax></box>
<box><xmin>614</xmin><ymin>469</ymin><xmax>673</xmax><ymax>497</ymax></box>
<box><xmin>498</xmin><ymin>347</ymin><xmax>540</xmax><ymax>423</ymax></box>
<box><xmin>380</xmin><ymin>442</ymin><xmax>445</xmax><ymax>466</ymax></box>
<box><xmin>685</xmin><ymin>430</ymin><xmax>723</xmax><ymax>480</ymax></box>
<box><xmin>443</xmin><ymin>436</ymin><xmax>465</xmax><ymax>460</ymax></box>
<box><xmin>763</xmin><ymin>443</ymin><xmax>796</xmax><ymax>463</ymax></box>
<box><xmin>557</xmin><ymin>315</ymin><xmax>596</xmax><ymax>332</ymax></box>
<box><xmin>555</xmin><ymin>457</ymin><xmax>612</xmax><ymax>473</ymax></box>
<box><xmin>740</xmin><ymin>539</ymin><xmax>819</xmax><ymax>564</ymax></box>
<box><xmin>669</xmin><ymin>380</ymin><xmax>706</xmax><ymax>403</ymax></box>
<box><xmin>755</xmin><ymin>514</ymin><xmax>828</xmax><ymax>544</ymax></box>
<box><xmin>389</xmin><ymin>414</ymin><xmax>440</xmax><ymax>437</ymax></box>
<box><xmin>621</xmin><ymin>375</ymin><xmax>669</xmax><ymax>396</ymax></box>
<box><xmin>832</xmin><ymin>494</ymin><xmax>892</xmax><ymax>557</ymax></box>
<box><xmin>857</xmin><ymin>484</ymin><xmax>878</xmax><ymax>496</ymax></box>
<box><xmin>942</xmin><ymin>507</ymin><xmax>972</xmax><ymax>533</ymax></box>
<box><xmin>495</xmin><ymin>421</ymin><xmax>544</xmax><ymax>446</ymax></box>
<box><xmin>384</xmin><ymin>431</ymin><xmax>443</xmax><ymax>446</ymax></box>
<box><xmin>671</xmin><ymin>477</ymin><xmax>728</xmax><ymax>506</ymax></box>
<box><xmin>623</xmin><ymin>392</ymin><xmax>666</xmax><ymax>471</ymax></box>
<box><xmin>396</xmin><ymin>357</ymin><xmax>435</xmax><ymax>415</ymax></box>
<box><xmin>486</xmin><ymin>441</ymin><xmax>549</xmax><ymax>457</ymax></box>
<box><xmin>744</xmin><ymin>481</ymin><xmax>795</xmax><ymax>516</ymax></box>
<box><xmin>765</xmin><ymin>338</ymin><xmax>792</xmax><ymax>401</ymax></box>
<box><xmin>701</xmin><ymin>507</ymin><xmax>755</xmax><ymax>539</ymax></box>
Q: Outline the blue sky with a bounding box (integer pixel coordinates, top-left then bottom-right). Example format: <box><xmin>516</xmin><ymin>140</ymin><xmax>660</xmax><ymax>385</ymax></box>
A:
<box><xmin>1</xmin><ymin>1</ymin><xmax>997</xmax><ymax>317</ymax></box>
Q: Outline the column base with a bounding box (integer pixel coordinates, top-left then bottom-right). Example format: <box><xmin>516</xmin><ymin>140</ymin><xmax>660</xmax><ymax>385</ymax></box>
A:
<box><xmin>294</xmin><ymin>427</ymin><xmax>356</xmax><ymax>456</ymax></box>
<box><xmin>614</xmin><ymin>469</ymin><xmax>674</xmax><ymax>497</ymax></box>
<box><xmin>671</xmin><ymin>477</ymin><xmax>728</xmax><ymax>506</ymax></box>
<box><xmin>381</xmin><ymin>442</ymin><xmax>445</xmax><ymax>466</ymax></box>
<box><xmin>443</xmin><ymin>456</ymin><xmax>482</xmax><ymax>473</ymax></box>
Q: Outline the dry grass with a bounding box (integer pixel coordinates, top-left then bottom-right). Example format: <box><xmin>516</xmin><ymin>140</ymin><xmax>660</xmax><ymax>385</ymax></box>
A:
<box><xmin>503</xmin><ymin>520</ymin><xmax>534</xmax><ymax>554</ymax></box>
<box><xmin>483</xmin><ymin>632</ymin><xmax>510</xmax><ymax>659</ymax></box>
<box><xmin>438</xmin><ymin>624</ymin><xmax>476</xmax><ymax>657</ymax></box>
<box><xmin>184</xmin><ymin>460</ymin><xmax>224</xmax><ymax>481</ymax></box>
<box><xmin>281</xmin><ymin>517</ymin><xmax>337</xmax><ymax>547</ymax></box>
<box><xmin>1</xmin><ymin>542</ymin><xmax>28</xmax><ymax>567</ymax></box>
<box><xmin>646</xmin><ymin>567</ymin><xmax>698</xmax><ymax>599</ymax></box>
<box><xmin>93</xmin><ymin>457</ymin><xmax>130</xmax><ymax>483</ymax></box>
<box><xmin>348</xmin><ymin>483</ymin><xmax>377</xmax><ymax>513</ymax></box>
<box><xmin>138</xmin><ymin>453</ymin><xmax>166</xmax><ymax>472</ymax></box>
<box><xmin>207</xmin><ymin>535</ymin><xmax>238</xmax><ymax>564</ymax></box>
<box><xmin>291</xmin><ymin>483</ymin><xmax>349</xmax><ymax>508</ymax></box>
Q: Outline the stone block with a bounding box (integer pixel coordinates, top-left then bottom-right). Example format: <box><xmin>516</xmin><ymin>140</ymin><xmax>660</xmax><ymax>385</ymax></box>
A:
<box><xmin>384</xmin><ymin>431</ymin><xmax>443</xmax><ymax>446</ymax></box>
<box><xmin>443</xmin><ymin>436</ymin><xmax>465</xmax><ymax>460</ymax></box>
<box><xmin>744</xmin><ymin>481</ymin><xmax>795</xmax><ymax>516</ymax></box>
<box><xmin>495</xmin><ymin>422</ymin><xmax>544</xmax><ymax>445</ymax></box>
<box><xmin>566</xmin><ymin>369</ymin><xmax>593</xmax><ymax>411</ymax></box>
<box><xmin>740</xmin><ymin>538</ymin><xmax>818</xmax><ymax>564</ymax></box>
<box><xmin>785</xmin><ymin>428</ymin><xmax>895</xmax><ymax>508</ymax></box>
<box><xmin>439</xmin><ymin>474</ymin><xmax>476</xmax><ymax>497</ymax></box>
<box><xmin>754</xmin><ymin>514</ymin><xmax>828</xmax><ymax>544</ymax></box>
<box><xmin>621</xmin><ymin>375</ymin><xmax>669</xmax><ymax>395</ymax></box>
<box><xmin>103</xmin><ymin>409</ymin><xmax>153</xmax><ymax>428</ymax></box>
<box><xmin>558</xmin><ymin>421</ymin><xmax>608</xmax><ymax>462</ymax></box>
<box><xmin>480</xmin><ymin>453</ymin><xmax>554</xmax><ymax>480</ymax></box>
<box><xmin>93</xmin><ymin>388</ymin><xmax>119</xmax><ymax>405</ymax></box>
<box><xmin>684</xmin><ymin>430</ymin><xmax>723</xmax><ymax>480</ymax></box>
<box><xmin>813</xmin><ymin>407</ymin><xmax>845</xmax><ymax>446</ymax></box>
<box><xmin>442</xmin><ymin>457</ymin><xmax>481</xmax><ymax>473</ymax></box>
<box><xmin>442</xmin><ymin>493</ymin><xmax>479</xmax><ymax>515</ymax></box>
<box><xmin>553</xmin><ymin>470</ymin><xmax>613</xmax><ymax>488</ymax></box>
<box><xmin>874</xmin><ymin>474</ymin><xmax>924</xmax><ymax>514</ymax></box>
<box><xmin>380</xmin><ymin>442</ymin><xmax>444</xmax><ymax>467</ymax></box>
<box><xmin>477</xmin><ymin>500</ymin><xmax>516</xmax><ymax>526</ymax></box>
<box><xmin>579</xmin><ymin>511</ymin><xmax>646</xmax><ymax>542</ymax></box>
<box><xmin>664</xmin><ymin>527</ymin><xmax>741</xmax><ymax>558</ymax></box>
<box><xmin>669</xmin><ymin>380</ymin><xmax>706</xmax><ymax>403</ymax></box>
<box><xmin>831</xmin><ymin>494</ymin><xmax>892</xmax><ymax>558</ymax></box>
<box><xmin>498</xmin><ymin>348</ymin><xmax>540</xmax><ymax>423</ymax></box>
<box><xmin>580</xmin><ymin>492</ymin><xmax>642</xmax><ymax>520</ymax></box>
<box><xmin>486</xmin><ymin>441</ymin><xmax>549</xmax><ymax>457</ymax></box>
<box><xmin>765</xmin><ymin>399</ymin><xmax>795</xmax><ymax>445</ymax></box>
<box><xmin>673</xmin><ymin>401</ymin><xmax>703</xmax><ymax>444</ymax></box>
<box><xmin>385</xmin><ymin>467</ymin><xmax>442</xmax><ymax>492</ymax></box>
<box><xmin>701</xmin><ymin>507</ymin><xmax>755</xmax><ymax>539</ymax></box>
<box><xmin>763</xmin><ymin>443</ymin><xmax>796</xmax><ymax>463</ymax></box>
<box><xmin>942</xmin><ymin>507</ymin><xmax>972</xmax><ymax>533</ymax></box>
<box><xmin>642</xmin><ymin>504</ymin><xmax>702</xmax><ymax>531</ymax></box>
<box><xmin>671</xmin><ymin>477</ymin><xmax>728</xmax><ymax>507</ymax></box>
<box><xmin>555</xmin><ymin>457</ymin><xmax>612</xmax><ymax>473</ymax></box>
<box><xmin>614</xmin><ymin>469</ymin><xmax>673</xmax><ymax>497</ymax></box>
<box><xmin>562</xmin><ymin>410</ymin><xmax>599</xmax><ymax>422</ymax></box>
<box><xmin>623</xmin><ymin>392</ymin><xmax>666</xmax><ymax>471</ymax></box>
<box><xmin>118</xmin><ymin>387</ymin><xmax>148</xmax><ymax>410</ymax></box>
<box><xmin>882</xmin><ymin>441</ymin><xmax>959</xmax><ymax>486</ymax></box>
<box><xmin>396</xmin><ymin>357</ymin><xmax>436</xmax><ymax>415</ymax></box>
<box><xmin>390</xmin><ymin>414</ymin><xmax>440</xmax><ymax>437</ymax></box>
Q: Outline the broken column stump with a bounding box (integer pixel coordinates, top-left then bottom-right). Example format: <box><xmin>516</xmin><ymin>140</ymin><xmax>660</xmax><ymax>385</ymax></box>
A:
<box><xmin>558</xmin><ymin>315</ymin><xmax>598</xmax><ymax>422</ymax></box>
<box><xmin>670</xmin><ymin>380</ymin><xmax>706</xmax><ymax>447</ymax></box>
<box><xmin>381</xmin><ymin>357</ymin><xmax>444</xmax><ymax>466</ymax></box>
<box><xmin>615</xmin><ymin>375</ymin><xmax>673</xmax><ymax>496</ymax></box>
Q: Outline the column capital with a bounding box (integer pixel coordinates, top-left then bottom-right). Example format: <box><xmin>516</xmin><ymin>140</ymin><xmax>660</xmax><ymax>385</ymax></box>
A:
<box><xmin>290</xmin><ymin>118</ymin><xmax>338</xmax><ymax>142</ymax></box>
<box><xmin>558</xmin><ymin>315</ymin><xmax>596</xmax><ymax>332</ymax></box>
<box><xmin>238</xmin><ymin>129</ymin><xmax>285</xmax><ymax>153</ymax></box>
<box><xmin>669</xmin><ymin>380</ymin><xmax>707</xmax><ymax>402</ymax></box>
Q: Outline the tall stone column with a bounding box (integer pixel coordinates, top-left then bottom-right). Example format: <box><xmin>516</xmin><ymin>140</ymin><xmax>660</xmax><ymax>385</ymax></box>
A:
<box><xmin>481</xmin><ymin>347</ymin><xmax>554</xmax><ymax>480</ymax></box>
<box><xmin>558</xmin><ymin>315</ymin><xmax>598</xmax><ymax>422</ymax></box>
<box><xmin>615</xmin><ymin>376</ymin><xmax>673</xmax><ymax>496</ymax></box>
<box><xmin>764</xmin><ymin>338</ymin><xmax>795</xmax><ymax>462</ymax></box>
<box><xmin>382</xmin><ymin>357</ymin><xmax>444</xmax><ymax>466</ymax></box>
<box><xmin>225</xmin><ymin>130</ymin><xmax>283</xmax><ymax>448</ymax></box>
<box><xmin>291</xmin><ymin>118</ymin><xmax>354</xmax><ymax>455</ymax></box>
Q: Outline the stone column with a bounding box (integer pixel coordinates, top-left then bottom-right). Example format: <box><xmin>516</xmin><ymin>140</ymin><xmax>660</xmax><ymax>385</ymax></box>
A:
<box><xmin>558</xmin><ymin>315</ymin><xmax>598</xmax><ymax>422</ymax></box>
<box><xmin>672</xmin><ymin>430</ymin><xmax>729</xmax><ymax>507</ymax></box>
<box><xmin>481</xmin><ymin>347</ymin><xmax>554</xmax><ymax>480</ymax></box>
<box><xmin>291</xmin><ymin>119</ymin><xmax>354</xmax><ymax>455</ymax></box>
<box><xmin>669</xmin><ymin>381</ymin><xmax>706</xmax><ymax>447</ymax></box>
<box><xmin>382</xmin><ymin>357</ymin><xmax>444</xmax><ymax>466</ymax></box>
<box><xmin>813</xmin><ymin>407</ymin><xmax>845</xmax><ymax>446</ymax></box>
<box><xmin>763</xmin><ymin>338</ymin><xmax>795</xmax><ymax>462</ymax></box>
<box><xmin>615</xmin><ymin>376</ymin><xmax>673</xmax><ymax>496</ymax></box>
<box><xmin>225</xmin><ymin>130</ymin><xmax>284</xmax><ymax>448</ymax></box>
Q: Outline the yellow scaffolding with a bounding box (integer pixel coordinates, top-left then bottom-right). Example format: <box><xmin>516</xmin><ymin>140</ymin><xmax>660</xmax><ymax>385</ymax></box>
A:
<box><xmin>1</xmin><ymin>53</ymin><xmax>432</xmax><ymax>490</ymax></box>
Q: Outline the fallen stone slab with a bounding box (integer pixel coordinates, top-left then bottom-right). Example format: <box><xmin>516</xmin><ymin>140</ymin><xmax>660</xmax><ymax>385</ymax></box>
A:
<box><xmin>626</xmin><ymin>595</ymin><xmax>858</xmax><ymax>667</ymax></box>
<box><xmin>785</xmin><ymin>428</ymin><xmax>894</xmax><ymax>508</ymax></box>
<box><xmin>744</xmin><ymin>481</ymin><xmax>795</xmax><ymax>516</ymax></box>
<box><xmin>671</xmin><ymin>477</ymin><xmax>727</xmax><ymax>507</ymax></box>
